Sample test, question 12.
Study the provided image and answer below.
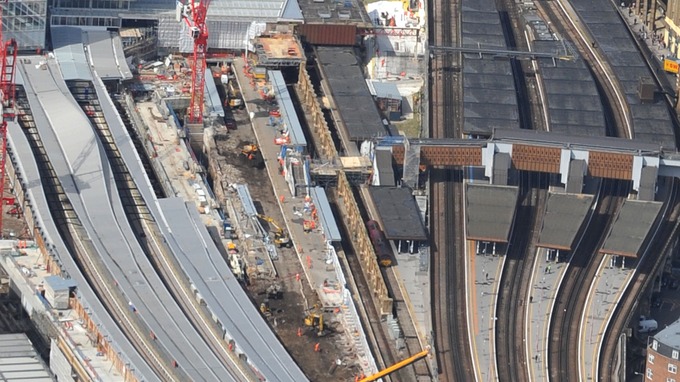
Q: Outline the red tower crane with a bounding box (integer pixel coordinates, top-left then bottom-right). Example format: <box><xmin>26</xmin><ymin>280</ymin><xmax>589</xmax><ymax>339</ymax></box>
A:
<box><xmin>0</xmin><ymin>0</ymin><xmax>18</xmax><ymax>237</ymax></box>
<box><xmin>179</xmin><ymin>0</ymin><xmax>211</xmax><ymax>124</ymax></box>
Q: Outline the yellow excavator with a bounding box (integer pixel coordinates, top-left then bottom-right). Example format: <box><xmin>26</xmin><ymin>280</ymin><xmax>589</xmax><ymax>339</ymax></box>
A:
<box><xmin>256</xmin><ymin>214</ymin><xmax>292</xmax><ymax>248</ymax></box>
<box><xmin>359</xmin><ymin>347</ymin><xmax>430</xmax><ymax>381</ymax></box>
<box><xmin>304</xmin><ymin>312</ymin><xmax>325</xmax><ymax>336</ymax></box>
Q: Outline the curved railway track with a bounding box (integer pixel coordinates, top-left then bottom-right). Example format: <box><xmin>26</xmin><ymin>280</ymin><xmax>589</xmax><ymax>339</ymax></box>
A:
<box><xmin>495</xmin><ymin>172</ymin><xmax>546</xmax><ymax>382</ymax></box>
<box><xmin>548</xmin><ymin>179</ymin><xmax>629</xmax><ymax>381</ymax></box>
<box><xmin>534</xmin><ymin>0</ymin><xmax>629</xmax><ymax>137</ymax></box>
<box><xmin>599</xmin><ymin>179</ymin><xmax>680</xmax><ymax>380</ymax></box>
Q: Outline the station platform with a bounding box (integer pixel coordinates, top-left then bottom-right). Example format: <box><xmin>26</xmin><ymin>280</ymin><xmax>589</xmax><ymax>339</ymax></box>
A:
<box><xmin>468</xmin><ymin>241</ymin><xmax>504</xmax><ymax>382</ymax></box>
<box><xmin>581</xmin><ymin>258</ymin><xmax>633</xmax><ymax>380</ymax></box>
<box><xmin>527</xmin><ymin>248</ymin><xmax>568</xmax><ymax>381</ymax></box>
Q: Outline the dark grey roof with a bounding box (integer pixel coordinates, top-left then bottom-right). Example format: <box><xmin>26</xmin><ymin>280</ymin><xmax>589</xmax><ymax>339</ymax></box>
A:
<box><xmin>308</xmin><ymin>187</ymin><xmax>342</xmax><ymax>242</ymax></box>
<box><xmin>374</xmin><ymin>148</ymin><xmax>395</xmax><ymax>186</ymax></box>
<box><xmin>465</xmin><ymin>184</ymin><xmax>519</xmax><ymax>242</ymax></box>
<box><xmin>461</xmin><ymin>0</ymin><xmax>519</xmax><ymax>135</ymax></box>
<box><xmin>316</xmin><ymin>47</ymin><xmax>387</xmax><ymax>141</ymax></box>
<box><xmin>538</xmin><ymin>192</ymin><xmax>594</xmax><ymax>250</ymax></box>
<box><xmin>600</xmin><ymin>199</ymin><xmax>662</xmax><ymax>257</ymax></box>
<box><xmin>534</xmin><ymin>40</ymin><xmax>606</xmax><ymax>137</ymax></box>
<box><xmin>368</xmin><ymin>186</ymin><xmax>427</xmax><ymax>240</ymax></box>
<box><xmin>492</xmin><ymin>128</ymin><xmax>662</xmax><ymax>153</ymax></box>
<box><xmin>269</xmin><ymin>70</ymin><xmax>306</xmax><ymax>146</ymax></box>
<box><xmin>367</xmin><ymin>80</ymin><xmax>401</xmax><ymax>100</ymax></box>
<box><xmin>570</xmin><ymin>0</ymin><xmax>676</xmax><ymax>150</ymax></box>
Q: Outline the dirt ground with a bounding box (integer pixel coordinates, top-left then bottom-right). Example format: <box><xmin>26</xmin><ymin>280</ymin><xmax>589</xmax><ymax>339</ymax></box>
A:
<box><xmin>214</xmin><ymin>104</ymin><xmax>360</xmax><ymax>381</ymax></box>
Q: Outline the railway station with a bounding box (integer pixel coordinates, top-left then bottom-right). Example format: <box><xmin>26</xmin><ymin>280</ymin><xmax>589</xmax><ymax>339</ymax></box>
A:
<box><xmin>2</xmin><ymin>0</ymin><xmax>680</xmax><ymax>381</ymax></box>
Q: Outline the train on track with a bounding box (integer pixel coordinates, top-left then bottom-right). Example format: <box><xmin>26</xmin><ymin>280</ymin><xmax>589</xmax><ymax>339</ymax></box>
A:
<box><xmin>366</xmin><ymin>220</ymin><xmax>393</xmax><ymax>267</ymax></box>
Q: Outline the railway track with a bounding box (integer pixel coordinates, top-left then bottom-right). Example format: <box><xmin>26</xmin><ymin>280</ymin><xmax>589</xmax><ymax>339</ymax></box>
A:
<box><xmin>429</xmin><ymin>0</ymin><xmax>476</xmax><ymax>380</ymax></box>
<box><xmin>14</xmin><ymin>92</ymin><xmax>180</xmax><ymax>380</ymax></box>
<box><xmin>495</xmin><ymin>172</ymin><xmax>546</xmax><ymax>382</ymax></box>
<box><xmin>534</xmin><ymin>0</ymin><xmax>630</xmax><ymax>136</ymax></box>
<box><xmin>599</xmin><ymin>179</ymin><xmax>680</xmax><ymax>381</ymax></box>
<box><xmin>548</xmin><ymin>179</ymin><xmax>628</xmax><ymax>381</ymax></box>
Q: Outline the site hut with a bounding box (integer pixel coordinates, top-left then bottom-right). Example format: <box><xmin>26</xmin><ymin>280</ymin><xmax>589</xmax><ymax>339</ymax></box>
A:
<box><xmin>42</xmin><ymin>275</ymin><xmax>77</xmax><ymax>310</ymax></box>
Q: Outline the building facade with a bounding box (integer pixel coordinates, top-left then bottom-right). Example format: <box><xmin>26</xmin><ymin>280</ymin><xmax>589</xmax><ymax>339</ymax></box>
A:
<box><xmin>646</xmin><ymin>321</ymin><xmax>680</xmax><ymax>381</ymax></box>
<box><xmin>2</xmin><ymin>0</ymin><xmax>48</xmax><ymax>51</ymax></box>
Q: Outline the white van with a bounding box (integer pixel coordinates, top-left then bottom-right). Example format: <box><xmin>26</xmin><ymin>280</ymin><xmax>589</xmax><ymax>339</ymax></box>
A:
<box><xmin>639</xmin><ymin>319</ymin><xmax>659</xmax><ymax>333</ymax></box>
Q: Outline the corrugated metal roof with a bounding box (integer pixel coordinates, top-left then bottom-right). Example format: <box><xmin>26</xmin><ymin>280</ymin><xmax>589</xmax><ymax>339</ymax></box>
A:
<box><xmin>465</xmin><ymin>183</ymin><xmax>518</xmax><ymax>242</ymax></box>
<box><xmin>366</xmin><ymin>80</ymin><xmax>401</xmax><ymax>100</ymax></box>
<box><xmin>204</xmin><ymin>69</ymin><xmax>225</xmax><ymax>118</ymax></box>
<box><xmin>51</xmin><ymin>26</ymin><xmax>92</xmax><ymax>81</ymax></box>
<box><xmin>538</xmin><ymin>192</ymin><xmax>593</xmax><ymax>250</ymax></box>
<box><xmin>368</xmin><ymin>186</ymin><xmax>427</xmax><ymax>240</ymax></box>
<box><xmin>600</xmin><ymin>199</ymin><xmax>663</xmax><ymax>257</ymax></box>
<box><xmin>0</xmin><ymin>334</ymin><xmax>53</xmax><ymax>381</ymax></box>
<box><xmin>268</xmin><ymin>70</ymin><xmax>306</xmax><ymax>147</ymax></box>
<box><xmin>316</xmin><ymin>47</ymin><xmax>388</xmax><ymax>141</ymax></box>
<box><xmin>236</xmin><ymin>184</ymin><xmax>258</xmax><ymax>216</ymax></box>
<box><xmin>374</xmin><ymin>148</ymin><xmax>395</xmax><ymax>186</ymax></box>
<box><xmin>43</xmin><ymin>275</ymin><xmax>77</xmax><ymax>292</ymax></box>
<box><xmin>308</xmin><ymin>187</ymin><xmax>341</xmax><ymax>242</ymax></box>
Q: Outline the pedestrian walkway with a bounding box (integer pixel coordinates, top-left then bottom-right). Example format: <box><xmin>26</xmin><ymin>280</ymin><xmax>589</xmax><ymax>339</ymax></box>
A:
<box><xmin>468</xmin><ymin>242</ymin><xmax>504</xmax><ymax>382</ymax></box>
<box><xmin>618</xmin><ymin>2</ymin><xmax>676</xmax><ymax>92</ymax></box>
<box><xmin>527</xmin><ymin>248</ymin><xmax>567</xmax><ymax>381</ymax></box>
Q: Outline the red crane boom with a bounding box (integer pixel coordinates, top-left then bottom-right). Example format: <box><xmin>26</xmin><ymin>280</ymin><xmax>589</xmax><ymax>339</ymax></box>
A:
<box><xmin>181</xmin><ymin>0</ymin><xmax>211</xmax><ymax>124</ymax></box>
<box><xmin>0</xmin><ymin>0</ymin><xmax>18</xmax><ymax>237</ymax></box>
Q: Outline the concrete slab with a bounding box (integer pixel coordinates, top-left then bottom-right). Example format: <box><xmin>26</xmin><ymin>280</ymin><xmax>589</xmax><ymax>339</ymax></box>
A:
<box><xmin>527</xmin><ymin>248</ymin><xmax>569</xmax><ymax>381</ymax></box>
<box><xmin>581</xmin><ymin>258</ymin><xmax>634</xmax><ymax>381</ymax></box>
<box><xmin>468</xmin><ymin>242</ymin><xmax>504</xmax><ymax>382</ymax></box>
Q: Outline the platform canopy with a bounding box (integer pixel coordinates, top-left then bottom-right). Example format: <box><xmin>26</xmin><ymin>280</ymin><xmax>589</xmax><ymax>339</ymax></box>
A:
<box><xmin>308</xmin><ymin>187</ymin><xmax>341</xmax><ymax>242</ymax></box>
<box><xmin>600</xmin><ymin>199</ymin><xmax>663</xmax><ymax>258</ymax></box>
<box><xmin>368</xmin><ymin>186</ymin><xmax>427</xmax><ymax>241</ymax></box>
<box><xmin>466</xmin><ymin>184</ymin><xmax>519</xmax><ymax>242</ymax></box>
<box><xmin>538</xmin><ymin>192</ymin><xmax>594</xmax><ymax>250</ymax></box>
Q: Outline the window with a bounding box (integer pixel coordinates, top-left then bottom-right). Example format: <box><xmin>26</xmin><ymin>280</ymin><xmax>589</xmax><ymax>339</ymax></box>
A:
<box><xmin>649</xmin><ymin>354</ymin><xmax>655</xmax><ymax>364</ymax></box>
<box><xmin>669</xmin><ymin>363</ymin><xmax>678</xmax><ymax>374</ymax></box>
<box><xmin>674</xmin><ymin>350</ymin><xmax>679</xmax><ymax>360</ymax></box>
<box><xmin>654</xmin><ymin>340</ymin><xmax>659</xmax><ymax>351</ymax></box>
<box><xmin>667</xmin><ymin>378</ymin><xmax>676</xmax><ymax>382</ymax></box>
<box><xmin>647</xmin><ymin>368</ymin><xmax>653</xmax><ymax>379</ymax></box>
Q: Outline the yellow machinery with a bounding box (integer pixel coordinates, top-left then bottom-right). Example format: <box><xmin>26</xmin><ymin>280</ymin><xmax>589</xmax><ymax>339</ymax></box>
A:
<box><xmin>256</xmin><ymin>214</ymin><xmax>292</xmax><ymax>248</ymax></box>
<box><xmin>359</xmin><ymin>348</ymin><xmax>430</xmax><ymax>382</ymax></box>
<box><xmin>304</xmin><ymin>312</ymin><xmax>325</xmax><ymax>336</ymax></box>
<box><xmin>241</xmin><ymin>144</ymin><xmax>258</xmax><ymax>160</ymax></box>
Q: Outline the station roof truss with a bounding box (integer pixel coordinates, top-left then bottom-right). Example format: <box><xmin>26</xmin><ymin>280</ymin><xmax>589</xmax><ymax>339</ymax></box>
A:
<box><xmin>368</xmin><ymin>186</ymin><xmax>428</xmax><ymax>241</ymax></box>
<box><xmin>600</xmin><ymin>199</ymin><xmax>663</xmax><ymax>258</ymax></box>
<box><xmin>465</xmin><ymin>183</ymin><xmax>519</xmax><ymax>243</ymax></box>
<box><xmin>537</xmin><ymin>192</ymin><xmax>594</xmax><ymax>250</ymax></box>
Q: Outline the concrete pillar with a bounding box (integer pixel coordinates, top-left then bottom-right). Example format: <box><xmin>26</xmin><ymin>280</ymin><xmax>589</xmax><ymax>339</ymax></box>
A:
<box><xmin>635</xmin><ymin>0</ymin><xmax>643</xmax><ymax>16</ymax></box>
<box><xmin>642</xmin><ymin>0</ymin><xmax>649</xmax><ymax>27</ymax></box>
<box><xmin>650</xmin><ymin>0</ymin><xmax>658</xmax><ymax>32</ymax></box>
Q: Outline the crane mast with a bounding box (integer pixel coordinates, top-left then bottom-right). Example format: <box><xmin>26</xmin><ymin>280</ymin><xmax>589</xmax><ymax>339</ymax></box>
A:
<box><xmin>180</xmin><ymin>0</ymin><xmax>211</xmax><ymax>124</ymax></box>
<box><xmin>0</xmin><ymin>0</ymin><xmax>17</xmax><ymax>237</ymax></box>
